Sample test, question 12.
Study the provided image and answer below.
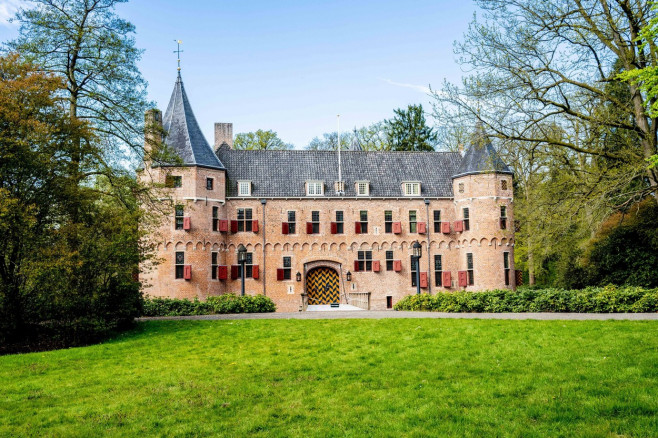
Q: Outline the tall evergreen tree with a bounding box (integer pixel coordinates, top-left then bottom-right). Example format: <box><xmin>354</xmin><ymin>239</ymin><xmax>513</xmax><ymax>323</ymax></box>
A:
<box><xmin>387</xmin><ymin>104</ymin><xmax>437</xmax><ymax>151</ymax></box>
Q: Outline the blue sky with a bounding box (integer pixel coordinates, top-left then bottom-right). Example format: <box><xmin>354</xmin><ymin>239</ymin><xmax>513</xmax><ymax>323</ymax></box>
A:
<box><xmin>0</xmin><ymin>0</ymin><xmax>479</xmax><ymax>148</ymax></box>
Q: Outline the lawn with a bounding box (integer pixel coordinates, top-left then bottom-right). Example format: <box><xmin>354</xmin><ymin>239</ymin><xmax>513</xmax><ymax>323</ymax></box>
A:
<box><xmin>1</xmin><ymin>319</ymin><xmax>657</xmax><ymax>437</ymax></box>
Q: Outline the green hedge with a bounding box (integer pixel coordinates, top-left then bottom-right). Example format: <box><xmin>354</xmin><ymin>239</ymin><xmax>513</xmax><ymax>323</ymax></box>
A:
<box><xmin>142</xmin><ymin>294</ymin><xmax>276</xmax><ymax>317</ymax></box>
<box><xmin>393</xmin><ymin>286</ymin><xmax>658</xmax><ymax>313</ymax></box>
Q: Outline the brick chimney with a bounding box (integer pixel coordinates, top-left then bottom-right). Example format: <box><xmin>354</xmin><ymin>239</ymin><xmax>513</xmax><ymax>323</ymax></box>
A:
<box><xmin>214</xmin><ymin>122</ymin><xmax>233</xmax><ymax>150</ymax></box>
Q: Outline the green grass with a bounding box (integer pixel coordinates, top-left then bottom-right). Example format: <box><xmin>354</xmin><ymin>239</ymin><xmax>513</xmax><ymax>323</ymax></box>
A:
<box><xmin>1</xmin><ymin>319</ymin><xmax>657</xmax><ymax>437</ymax></box>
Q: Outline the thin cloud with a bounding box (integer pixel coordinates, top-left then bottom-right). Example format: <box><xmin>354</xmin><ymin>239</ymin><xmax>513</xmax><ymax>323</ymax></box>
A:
<box><xmin>0</xmin><ymin>0</ymin><xmax>23</xmax><ymax>26</ymax></box>
<box><xmin>379</xmin><ymin>78</ymin><xmax>432</xmax><ymax>95</ymax></box>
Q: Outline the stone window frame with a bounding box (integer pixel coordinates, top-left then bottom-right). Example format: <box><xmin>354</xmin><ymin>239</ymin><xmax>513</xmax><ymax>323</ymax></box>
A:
<box><xmin>385</xmin><ymin>250</ymin><xmax>394</xmax><ymax>271</ymax></box>
<box><xmin>466</xmin><ymin>253</ymin><xmax>474</xmax><ymax>285</ymax></box>
<box><xmin>282</xmin><ymin>256</ymin><xmax>292</xmax><ymax>280</ymax></box>
<box><xmin>211</xmin><ymin>251</ymin><xmax>219</xmax><ymax>280</ymax></box>
<box><xmin>501</xmin><ymin>179</ymin><xmax>508</xmax><ymax>191</ymax></box>
<box><xmin>402</xmin><ymin>181</ymin><xmax>421</xmax><ymax>197</ymax></box>
<box><xmin>206</xmin><ymin>177</ymin><xmax>214</xmax><ymax>191</ymax></box>
<box><xmin>433</xmin><ymin>210</ymin><xmax>442</xmax><ymax>233</ymax></box>
<box><xmin>504</xmin><ymin>252</ymin><xmax>510</xmax><ymax>286</ymax></box>
<box><xmin>175</xmin><ymin>205</ymin><xmax>184</xmax><ymax>230</ymax></box>
<box><xmin>306</xmin><ymin>180</ymin><xmax>324</xmax><ymax>196</ymax></box>
<box><xmin>463</xmin><ymin>207</ymin><xmax>470</xmax><ymax>231</ymax></box>
<box><xmin>409</xmin><ymin>210</ymin><xmax>418</xmax><ymax>233</ymax></box>
<box><xmin>357</xmin><ymin>250</ymin><xmax>373</xmax><ymax>272</ymax></box>
<box><xmin>212</xmin><ymin>206</ymin><xmax>219</xmax><ymax>232</ymax></box>
<box><xmin>175</xmin><ymin>251</ymin><xmax>185</xmax><ymax>279</ymax></box>
<box><xmin>335</xmin><ymin>210</ymin><xmax>344</xmax><ymax>234</ymax></box>
<box><xmin>384</xmin><ymin>210</ymin><xmax>393</xmax><ymax>233</ymax></box>
<box><xmin>434</xmin><ymin>255</ymin><xmax>443</xmax><ymax>286</ymax></box>
<box><xmin>237</xmin><ymin>207</ymin><xmax>253</xmax><ymax>232</ymax></box>
<box><xmin>287</xmin><ymin>210</ymin><xmax>297</xmax><ymax>234</ymax></box>
<box><xmin>359</xmin><ymin>210</ymin><xmax>368</xmax><ymax>234</ymax></box>
<box><xmin>237</xmin><ymin>180</ymin><xmax>252</xmax><ymax>197</ymax></box>
<box><xmin>238</xmin><ymin>251</ymin><xmax>254</xmax><ymax>278</ymax></box>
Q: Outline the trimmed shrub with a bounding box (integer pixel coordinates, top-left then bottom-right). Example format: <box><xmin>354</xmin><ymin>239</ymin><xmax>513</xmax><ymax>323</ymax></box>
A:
<box><xmin>394</xmin><ymin>286</ymin><xmax>658</xmax><ymax>313</ymax></box>
<box><xmin>142</xmin><ymin>294</ymin><xmax>276</xmax><ymax>317</ymax></box>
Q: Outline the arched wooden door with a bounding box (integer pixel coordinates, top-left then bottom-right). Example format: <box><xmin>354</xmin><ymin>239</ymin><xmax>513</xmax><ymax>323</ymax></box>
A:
<box><xmin>306</xmin><ymin>267</ymin><xmax>340</xmax><ymax>305</ymax></box>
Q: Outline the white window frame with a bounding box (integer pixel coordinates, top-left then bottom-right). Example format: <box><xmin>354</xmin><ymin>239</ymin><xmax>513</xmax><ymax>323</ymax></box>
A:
<box><xmin>356</xmin><ymin>181</ymin><xmax>370</xmax><ymax>196</ymax></box>
<box><xmin>238</xmin><ymin>180</ymin><xmax>251</xmax><ymax>197</ymax></box>
<box><xmin>306</xmin><ymin>180</ymin><xmax>324</xmax><ymax>196</ymax></box>
<box><xmin>402</xmin><ymin>181</ymin><xmax>421</xmax><ymax>197</ymax></box>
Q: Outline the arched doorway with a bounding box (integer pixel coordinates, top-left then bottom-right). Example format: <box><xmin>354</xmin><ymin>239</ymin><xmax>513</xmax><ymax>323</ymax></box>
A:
<box><xmin>306</xmin><ymin>267</ymin><xmax>340</xmax><ymax>305</ymax></box>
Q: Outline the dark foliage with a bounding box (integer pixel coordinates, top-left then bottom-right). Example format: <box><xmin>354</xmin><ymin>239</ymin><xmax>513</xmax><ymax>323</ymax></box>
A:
<box><xmin>142</xmin><ymin>295</ymin><xmax>276</xmax><ymax>317</ymax></box>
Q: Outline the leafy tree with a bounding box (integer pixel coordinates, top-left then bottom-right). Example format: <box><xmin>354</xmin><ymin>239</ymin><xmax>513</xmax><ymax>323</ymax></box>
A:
<box><xmin>386</xmin><ymin>104</ymin><xmax>437</xmax><ymax>151</ymax></box>
<box><xmin>353</xmin><ymin>122</ymin><xmax>391</xmax><ymax>151</ymax></box>
<box><xmin>234</xmin><ymin>129</ymin><xmax>293</xmax><ymax>150</ymax></box>
<box><xmin>305</xmin><ymin>132</ymin><xmax>352</xmax><ymax>150</ymax></box>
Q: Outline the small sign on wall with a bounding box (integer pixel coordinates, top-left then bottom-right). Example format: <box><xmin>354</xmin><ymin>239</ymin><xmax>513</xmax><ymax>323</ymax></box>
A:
<box><xmin>374</xmin><ymin>226</ymin><xmax>380</xmax><ymax>235</ymax></box>
<box><xmin>287</xmin><ymin>285</ymin><xmax>295</xmax><ymax>295</ymax></box>
<box><xmin>351</xmin><ymin>283</ymin><xmax>356</xmax><ymax>291</ymax></box>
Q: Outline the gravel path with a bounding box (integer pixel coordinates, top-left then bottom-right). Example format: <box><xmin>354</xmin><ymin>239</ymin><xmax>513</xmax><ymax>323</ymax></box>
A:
<box><xmin>138</xmin><ymin>311</ymin><xmax>658</xmax><ymax>321</ymax></box>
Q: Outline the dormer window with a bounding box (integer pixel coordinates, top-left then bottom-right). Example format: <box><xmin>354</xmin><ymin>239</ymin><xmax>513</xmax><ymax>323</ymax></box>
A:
<box><xmin>356</xmin><ymin>181</ymin><xmax>370</xmax><ymax>196</ymax></box>
<box><xmin>402</xmin><ymin>182</ymin><xmax>421</xmax><ymax>197</ymax></box>
<box><xmin>335</xmin><ymin>180</ymin><xmax>345</xmax><ymax>195</ymax></box>
<box><xmin>238</xmin><ymin>180</ymin><xmax>251</xmax><ymax>197</ymax></box>
<box><xmin>306</xmin><ymin>181</ymin><xmax>324</xmax><ymax>196</ymax></box>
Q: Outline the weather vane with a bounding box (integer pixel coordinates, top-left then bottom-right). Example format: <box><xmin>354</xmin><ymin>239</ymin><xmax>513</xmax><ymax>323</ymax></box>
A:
<box><xmin>174</xmin><ymin>40</ymin><xmax>183</xmax><ymax>71</ymax></box>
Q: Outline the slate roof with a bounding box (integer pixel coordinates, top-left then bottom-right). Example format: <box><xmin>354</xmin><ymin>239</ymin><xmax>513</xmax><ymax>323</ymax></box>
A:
<box><xmin>160</xmin><ymin>73</ymin><xmax>224</xmax><ymax>170</ymax></box>
<box><xmin>452</xmin><ymin>126</ymin><xmax>512</xmax><ymax>178</ymax></box>
<box><xmin>216</xmin><ymin>148</ymin><xmax>462</xmax><ymax>198</ymax></box>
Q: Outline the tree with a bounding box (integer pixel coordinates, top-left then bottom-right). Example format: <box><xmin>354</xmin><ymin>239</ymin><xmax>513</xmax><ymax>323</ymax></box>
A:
<box><xmin>433</xmin><ymin>0</ymin><xmax>658</xmax><ymax>206</ymax></box>
<box><xmin>8</xmin><ymin>0</ymin><xmax>150</xmax><ymax>168</ymax></box>
<box><xmin>233</xmin><ymin>130</ymin><xmax>293</xmax><ymax>150</ymax></box>
<box><xmin>305</xmin><ymin>132</ymin><xmax>352</xmax><ymax>150</ymax></box>
<box><xmin>386</xmin><ymin>104</ymin><xmax>437</xmax><ymax>151</ymax></box>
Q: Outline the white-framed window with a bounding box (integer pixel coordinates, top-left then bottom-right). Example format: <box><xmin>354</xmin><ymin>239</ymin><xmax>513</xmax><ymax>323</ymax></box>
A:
<box><xmin>356</xmin><ymin>181</ymin><xmax>369</xmax><ymax>196</ymax></box>
<box><xmin>238</xmin><ymin>180</ymin><xmax>251</xmax><ymax>197</ymax></box>
<box><xmin>403</xmin><ymin>181</ymin><xmax>421</xmax><ymax>196</ymax></box>
<box><xmin>306</xmin><ymin>180</ymin><xmax>324</xmax><ymax>196</ymax></box>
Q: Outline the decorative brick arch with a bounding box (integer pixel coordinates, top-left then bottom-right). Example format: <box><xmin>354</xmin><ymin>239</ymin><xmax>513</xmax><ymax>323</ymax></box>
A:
<box><xmin>303</xmin><ymin>260</ymin><xmax>346</xmax><ymax>304</ymax></box>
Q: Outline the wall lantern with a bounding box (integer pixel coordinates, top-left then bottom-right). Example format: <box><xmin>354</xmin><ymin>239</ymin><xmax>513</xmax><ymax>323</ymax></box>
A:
<box><xmin>296</xmin><ymin>272</ymin><xmax>302</xmax><ymax>282</ymax></box>
<box><xmin>346</xmin><ymin>271</ymin><xmax>352</xmax><ymax>281</ymax></box>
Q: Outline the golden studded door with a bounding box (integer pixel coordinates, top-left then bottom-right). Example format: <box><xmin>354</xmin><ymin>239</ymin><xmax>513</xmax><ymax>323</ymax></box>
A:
<box><xmin>306</xmin><ymin>267</ymin><xmax>340</xmax><ymax>305</ymax></box>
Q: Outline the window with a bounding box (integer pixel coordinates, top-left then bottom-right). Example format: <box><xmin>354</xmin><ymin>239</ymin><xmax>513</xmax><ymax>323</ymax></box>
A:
<box><xmin>287</xmin><ymin>211</ymin><xmax>296</xmax><ymax>234</ymax></box>
<box><xmin>386</xmin><ymin>250</ymin><xmax>394</xmax><ymax>271</ymax></box>
<box><xmin>238</xmin><ymin>252</ymin><xmax>254</xmax><ymax>278</ymax></box>
<box><xmin>282</xmin><ymin>256</ymin><xmax>292</xmax><ymax>280</ymax></box>
<box><xmin>386</xmin><ymin>296</ymin><xmax>393</xmax><ymax>309</ymax></box>
<box><xmin>175</xmin><ymin>252</ymin><xmax>184</xmax><ymax>278</ymax></box>
<box><xmin>165</xmin><ymin>175</ymin><xmax>182</xmax><ymax>188</ymax></box>
<box><xmin>357</xmin><ymin>251</ymin><xmax>373</xmax><ymax>271</ymax></box>
<box><xmin>385</xmin><ymin>211</ymin><xmax>393</xmax><ymax>233</ymax></box>
<box><xmin>501</xmin><ymin>180</ymin><xmax>508</xmax><ymax>191</ymax></box>
<box><xmin>403</xmin><ymin>182</ymin><xmax>421</xmax><ymax>196</ymax></box>
<box><xmin>467</xmin><ymin>253</ymin><xmax>474</xmax><ymax>285</ymax></box>
<box><xmin>206</xmin><ymin>177</ymin><xmax>214</xmax><ymax>190</ymax></box>
<box><xmin>458</xmin><ymin>183</ymin><xmax>464</xmax><ymax>193</ymax></box>
<box><xmin>463</xmin><ymin>208</ymin><xmax>470</xmax><ymax>231</ymax></box>
<box><xmin>306</xmin><ymin>181</ymin><xmax>324</xmax><ymax>196</ymax></box>
<box><xmin>237</xmin><ymin>208</ymin><xmax>253</xmax><ymax>232</ymax></box>
<box><xmin>175</xmin><ymin>205</ymin><xmax>184</xmax><ymax>230</ymax></box>
<box><xmin>335</xmin><ymin>211</ymin><xmax>344</xmax><ymax>234</ymax></box>
<box><xmin>434</xmin><ymin>255</ymin><xmax>443</xmax><ymax>286</ymax></box>
<box><xmin>238</xmin><ymin>181</ymin><xmax>251</xmax><ymax>197</ymax></box>
<box><xmin>410</xmin><ymin>255</ymin><xmax>418</xmax><ymax>286</ymax></box>
<box><xmin>500</xmin><ymin>206</ymin><xmax>507</xmax><ymax>230</ymax></box>
<box><xmin>409</xmin><ymin>210</ymin><xmax>417</xmax><ymax>233</ymax></box>
<box><xmin>211</xmin><ymin>252</ymin><xmax>219</xmax><ymax>280</ymax></box>
<box><xmin>311</xmin><ymin>211</ymin><xmax>320</xmax><ymax>234</ymax></box>
<box><xmin>212</xmin><ymin>206</ymin><xmax>219</xmax><ymax>232</ymax></box>
<box><xmin>359</xmin><ymin>210</ymin><xmax>368</xmax><ymax>234</ymax></box>
<box><xmin>504</xmin><ymin>252</ymin><xmax>510</xmax><ymax>286</ymax></box>
<box><xmin>433</xmin><ymin>210</ymin><xmax>441</xmax><ymax>233</ymax></box>
<box><xmin>356</xmin><ymin>181</ymin><xmax>369</xmax><ymax>196</ymax></box>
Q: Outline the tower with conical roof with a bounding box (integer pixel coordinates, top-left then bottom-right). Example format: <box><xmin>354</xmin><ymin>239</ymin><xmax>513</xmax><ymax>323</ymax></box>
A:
<box><xmin>139</xmin><ymin>71</ymin><xmax>229</xmax><ymax>300</ymax></box>
<box><xmin>450</xmin><ymin>124</ymin><xmax>516</xmax><ymax>290</ymax></box>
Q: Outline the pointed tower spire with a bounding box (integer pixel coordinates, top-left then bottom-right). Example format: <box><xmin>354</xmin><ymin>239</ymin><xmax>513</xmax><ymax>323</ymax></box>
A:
<box><xmin>161</xmin><ymin>72</ymin><xmax>224</xmax><ymax>169</ymax></box>
<box><xmin>452</xmin><ymin>123</ymin><xmax>512</xmax><ymax>178</ymax></box>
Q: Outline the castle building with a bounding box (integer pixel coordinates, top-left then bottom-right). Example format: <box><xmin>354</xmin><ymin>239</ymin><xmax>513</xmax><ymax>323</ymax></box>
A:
<box><xmin>139</xmin><ymin>73</ymin><xmax>516</xmax><ymax>312</ymax></box>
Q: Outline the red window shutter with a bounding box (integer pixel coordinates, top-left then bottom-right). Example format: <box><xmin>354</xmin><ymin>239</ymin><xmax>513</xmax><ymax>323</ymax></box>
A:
<box><xmin>355</xmin><ymin>221</ymin><xmax>362</xmax><ymax>234</ymax></box>
<box><xmin>393</xmin><ymin>260</ymin><xmax>402</xmax><ymax>272</ymax></box>
<box><xmin>373</xmin><ymin>260</ymin><xmax>380</xmax><ymax>272</ymax></box>
<box><xmin>330</xmin><ymin>222</ymin><xmax>337</xmax><ymax>234</ymax></box>
<box><xmin>218</xmin><ymin>265</ymin><xmax>228</xmax><ymax>280</ymax></box>
<box><xmin>282</xmin><ymin>222</ymin><xmax>289</xmax><ymax>234</ymax></box>
<box><xmin>219</xmin><ymin>219</ymin><xmax>229</xmax><ymax>233</ymax></box>
<box><xmin>392</xmin><ymin>222</ymin><xmax>402</xmax><ymax>234</ymax></box>
<box><xmin>231</xmin><ymin>265</ymin><xmax>239</xmax><ymax>279</ymax></box>
<box><xmin>230</xmin><ymin>220</ymin><xmax>238</xmax><ymax>233</ymax></box>
<box><xmin>458</xmin><ymin>270</ymin><xmax>468</xmax><ymax>287</ymax></box>
<box><xmin>183</xmin><ymin>217</ymin><xmax>191</xmax><ymax>230</ymax></box>
<box><xmin>252</xmin><ymin>265</ymin><xmax>259</xmax><ymax>279</ymax></box>
<box><xmin>277</xmin><ymin>268</ymin><xmax>284</xmax><ymax>281</ymax></box>
<box><xmin>454</xmin><ymin>220</ymin><xmax>463</xmax><ymax>233</ymax></box>
<box><xmin>306</xmin><ymin>222</ymin><xmax>313</xmax><ymax>234</ymax></box>
<box><xmin>252</xmin><ymin>220</ymin><xmax>259</xmax><ymax>233</ymax></box>
<box><xmin>419</xmin><ymin>272</ymin><xmax>428</xmax><ymax>288</ymax></box>
<box><xmin>354</xmin><ymin>260</ymin><xmax>360</xmax><ymax>272</ymax></box>
<box><xmin>442</xmin><ymin>271</ymin><xmax>451</xmax><ymax>287</ymax></box>
<box><xmin>418</xmin><ymin>222</ymin><xmax>426</xmax><ymax>234</ymax></box>
<box><xmin>183</xmin><ymin>265</ymin><xmax>192</xmax><ymax>280</ymax></box>
<box><xmin>441</xmin><ymin>221</ymin><xmax>450</xmax><ymax>234</ymax></box>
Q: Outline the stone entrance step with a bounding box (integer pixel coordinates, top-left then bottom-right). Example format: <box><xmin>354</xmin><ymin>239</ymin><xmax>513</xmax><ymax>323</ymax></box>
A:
<box><xmin>306</xmin><ymin>304</ymin><xmax>365</xmax><ymax>312</ymax></box>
